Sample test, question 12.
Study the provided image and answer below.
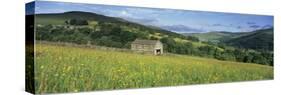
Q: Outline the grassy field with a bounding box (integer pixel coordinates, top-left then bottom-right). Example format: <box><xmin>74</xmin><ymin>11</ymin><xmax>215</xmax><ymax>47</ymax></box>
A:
<box><xmin>34</xmin><ymin>43</ymin><xmax>273</xmax><ymax>94</ymax></box>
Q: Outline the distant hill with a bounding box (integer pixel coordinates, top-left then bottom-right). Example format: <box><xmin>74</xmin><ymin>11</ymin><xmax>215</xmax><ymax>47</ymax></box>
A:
<box><xmin>184</xmin><ymin>28</ymin><xmax>273</xmax><ymax>51</ymax></box>
<box><xmin>33</xmin><ymin>11</ymin><xmax>210</xmax><ymax>49</ymax></box>
<box><xmin>225</xmin><ymin>28</ymin><xmax>273</xmax><ymax>51</ymax></box>
<box><xmin>35</xmin><ymin>11</ymin><xmax>121</xmax><ymax>25</ymax></box>
<box><xmin>34</xmin><ymin>11</ymin><xmax>186</xmax><ymax>39</ymax></box>
<box><xmin>182</xmin><ymin>31</ymin><xmax>249</xmax><ymax>43</ymax></box>
<box><xmin>161</xmin><ymin>25</ymin><xmax>204</xmax><ymax>33</ymax></box>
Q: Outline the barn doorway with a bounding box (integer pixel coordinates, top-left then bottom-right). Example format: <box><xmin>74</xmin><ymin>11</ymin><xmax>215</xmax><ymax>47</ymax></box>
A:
<box><xmin>155</xmin><ymin>49</ymin><xmax>161</xmax><ymax>55</ymax></box>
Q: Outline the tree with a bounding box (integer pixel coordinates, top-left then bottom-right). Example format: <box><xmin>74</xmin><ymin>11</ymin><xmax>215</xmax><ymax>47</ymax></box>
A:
<box><xmin>186</xmin><ymin>36</ymin><xmax>199</xmax><ymax>42</ymax></box>
<box><xmin>160</xmin><ymin>37</ymin><xmax>176</xmax><ymax>53</ymax></box>
<box><xmin>234</xmin><ymin>49</ymin><xmax>245</xmax><ymax>62</ymax></box>
<box><xmin>65</xmin><ymin>20</ymin><xmax>69</xmax><ymax>25</ymax></box>
<box><xmin>252</xmin><ymin>54</ymin><xmax>268</xmax><ymax>65</ymax></box>
<box><xmin>150</xmin><ymin>36</ymin><xmax>159</xmax><ymax>40</ymax></box>
<box><xmin>69</xmin><ymin>19</ymin><xmax>88</xmax><ymax>25</ymax></box>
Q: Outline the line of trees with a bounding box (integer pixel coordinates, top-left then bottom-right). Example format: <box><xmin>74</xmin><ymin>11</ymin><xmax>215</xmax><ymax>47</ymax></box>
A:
<box><xmin>160</xmin><ymin>37</ymin><xmax>273</xmax><ymax>66</ymax></box>
<box><xmin>37</xmin><ymin>25</ymin><xmax>138</xmax><ymax>48</ymax></box>
<box><xmin>65</xmin><ymin>19</ymin><xmax>89</xmax><ymax>25</ymax></box>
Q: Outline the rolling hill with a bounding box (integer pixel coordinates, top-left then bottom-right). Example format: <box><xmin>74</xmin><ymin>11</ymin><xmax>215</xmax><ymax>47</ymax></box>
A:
<box><xmin>225</xmin><ymin>28</ymin><xmax>273</xmax><ymax>51</ymax></box>
<box><xmin>33</xmin><ymin>11</ymin><xmax>213</xmax><ymax>49</ymax></box>
<box><xmin>184</xmin><ymin>28</ymin><xmax>273</xmax><ymax>51</ymax></box>
<box><xmin>34</xmin><ymin>11</ymin><xmax>184</xmax><ymax>38</ymax></box>
<box><xmin>182</xmin><ymin>31</ymin><xmax>249</xmax><ymax>43</ymax></box>
<box><xmin>35</xmin><ymin>11</ymin><xmax>121</xmax><ymax>25</ymax></box>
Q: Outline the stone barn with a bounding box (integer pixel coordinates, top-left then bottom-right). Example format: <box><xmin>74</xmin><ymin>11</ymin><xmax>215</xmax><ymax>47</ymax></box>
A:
<box><xmin>131</xmin><ymin>39</ymin><xmax>163</xmax><ymax>55</ymax></box>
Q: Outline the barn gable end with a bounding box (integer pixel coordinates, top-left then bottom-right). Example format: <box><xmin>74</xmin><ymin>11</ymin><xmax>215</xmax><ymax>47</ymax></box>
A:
<box><xmin>131</xmin><ymin>39</ymin><xmax>163</xmax><ymax>55</ymax></box>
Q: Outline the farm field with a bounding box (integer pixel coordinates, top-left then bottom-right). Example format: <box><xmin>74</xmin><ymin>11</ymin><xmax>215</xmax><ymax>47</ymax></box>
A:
<box><xmin>34</xmin><ymin>43</ymin><xmax>273</xmax><ymax>93</ymax></box>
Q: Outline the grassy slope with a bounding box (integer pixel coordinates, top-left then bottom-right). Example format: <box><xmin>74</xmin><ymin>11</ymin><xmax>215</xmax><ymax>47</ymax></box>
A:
<box><xmin>35</xmin><ymin>11</ymin><xmax>188</xmax><ymax>41</ymax></box>
<box><xmin>34</xmin><ymin>11</ymin><xmax>218</xmax><ymax>50</ymax></box>
<box><xmin>35</xmin><ymin>11</ymin><xmax>118</xmax><ymax>25</ymax></box>
<box><xmin>226</xmin><ymin>28</ymin><xmax>273</xmax><ymax>51</ymax></box>
<box><xmin>35</xmin><ymin>43</ymin><xmax>273</xmax><ymax>93</ymax></box>
<box><xmin>184</xmin><ymin>28</ymin><xmax>273</xmax><ymax>51</ymax></box>
<box><xmin>183</xmin><ymin>32</ymin><xmax>249</xmax><ymax>43</ymax></box>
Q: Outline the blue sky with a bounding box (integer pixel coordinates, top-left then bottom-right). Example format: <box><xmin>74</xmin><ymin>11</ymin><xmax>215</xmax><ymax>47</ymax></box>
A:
<box><xmin>27</xmin><ymin>1</ymin><xmax>274</xmax><ymax>33</ymax></box>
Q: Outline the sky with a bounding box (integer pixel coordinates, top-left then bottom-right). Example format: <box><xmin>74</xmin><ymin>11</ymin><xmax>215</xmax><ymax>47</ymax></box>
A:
<box><xmin>27</xmin><ymin>1</ymin><xmax>274</xmax><ymax>33</ymax></box>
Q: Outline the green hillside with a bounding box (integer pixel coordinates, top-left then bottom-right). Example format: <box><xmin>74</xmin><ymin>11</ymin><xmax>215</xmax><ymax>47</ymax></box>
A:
<box><xmin>35</xmin><ymin>11</ymin><xmax>121</xmax><ymax>25</ymax></box>
<box><xmin>226</xmin><ymin>28</ymin><xmax>273</xmax><ymax>51</ymax></box>
<box><xmin>183</xmin><ymin>31</ymin><xmax>249</xmax><ymax>43</ymax></box>
<box><xmin>34</xmin><ymin>11</ymin><xmax>214</xmax><ymax>54</ymax></box>
<box><xmin>34</xmin><ymin>43</ymin><xmax>273</xmax><ymax>93</ymax></box>
<box><xmin>184</xmin><ymin>28</ymin><xmax>273</xmax><ymax>51</ymax></box>
<box><xmin>183</xmin><ymin>29</ymin><xmax>273</xmax><ymax>65</ymax></box>
<box><xmin>32</xmin><ymin>11</ymin><xmax>273</xmax><ymax>66</ymax></box>
<box><xmin>35</xmin><ymin>11</ymin><xmax>183</xmax><ymax>38</ymax></box>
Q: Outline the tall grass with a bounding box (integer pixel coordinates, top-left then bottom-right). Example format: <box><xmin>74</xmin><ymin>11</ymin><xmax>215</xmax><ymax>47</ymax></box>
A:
<box><xmin>34</xmin><ymin>43</ymin><xmax>273</xmax><ymax>94</ymax></box>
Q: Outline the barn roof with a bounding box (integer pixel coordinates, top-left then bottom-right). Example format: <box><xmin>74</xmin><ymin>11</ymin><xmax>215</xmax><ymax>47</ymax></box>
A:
<box><xmin>131</xmin><ymin>39</ymin><xmax>160</xmax><ymax>45</ymax></box>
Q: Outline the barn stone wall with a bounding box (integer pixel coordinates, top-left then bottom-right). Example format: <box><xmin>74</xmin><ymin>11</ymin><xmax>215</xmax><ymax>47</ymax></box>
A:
<box><xmin>131</xmin><ymin>41</ymin><xmax>163</xmax><ymax>55</ymax></box>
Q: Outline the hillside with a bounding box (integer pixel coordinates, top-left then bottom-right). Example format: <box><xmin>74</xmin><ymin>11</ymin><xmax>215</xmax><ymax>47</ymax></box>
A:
<box><xmin>34</xmin><ymin>11</ymin><xmax>217</xmax><ymax>51</ymax></box>
<box><xmin>225</xmin><ymin>28</ymin><xmax>273</xmax><ymax>51</ymax></box>
<box><xmin>35</xmin><ymin>11</ymin><xmax>184</xmax><ymax>38</ymax></box>
<box><xmin>184</xmin><ymin>28</ymin><xmax>273</xmax><ymax>51</ymax></box>
<box><xmin>32</xmin><ymin>11</ymin><xmax>273</xmax><ymax>66</ymax></box>
<box><xmin>182</xmin><ymin>31</ymin><xmax>249</xmax><ymax>43</ymax></box>
<box><xmin>35</xmin><ymin>11</ymin><xmax>123</xmax><ymax>25</ymax></box>
<box><xmin>35</xmin><ymin>43</ymin><xmax>273</xmax><ymax>93</ymax></box>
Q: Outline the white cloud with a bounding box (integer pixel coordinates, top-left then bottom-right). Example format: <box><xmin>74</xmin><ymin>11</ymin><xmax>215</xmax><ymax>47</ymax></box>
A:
<box><xmin>120</xmin><ymin>11</ymin><xmax>128</xmax><ymax>15</ymax></box>
<box><xmin>118</xmin><ymin>10</ymin><xmax>133</xmax><ymax>17</ymax></box>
